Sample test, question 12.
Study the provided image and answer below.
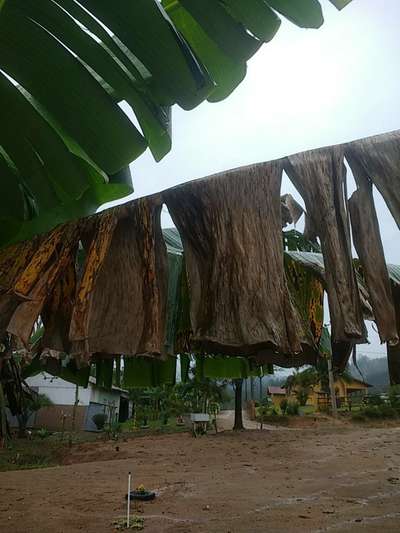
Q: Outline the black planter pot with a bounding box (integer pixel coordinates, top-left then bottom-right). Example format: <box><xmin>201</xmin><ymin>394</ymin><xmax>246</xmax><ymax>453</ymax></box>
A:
<box><xmin>126</xmin><ymin>490</ymin><xmax>156</xmax><ymax>501</ymax></box>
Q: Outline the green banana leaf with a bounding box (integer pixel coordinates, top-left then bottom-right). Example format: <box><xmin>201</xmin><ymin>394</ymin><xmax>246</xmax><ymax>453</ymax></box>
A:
<box><xmin>123</xmin><ymin>356</ymin><xmax>177</xmax><ymax>389</ymax></box>
<box><xmin>199</xmin><ymin>355</ymin><xmax>272</xmax><ymax>380</ymax></box>
<box><xmin>95</xmin><ymin>358</ymin><xmax>114</xmax><ymax>390</ymax></box>
<box><xmin>0</xmin><ymin>0</ymin><xmax>352</xmax><ymax>247</ymax></box>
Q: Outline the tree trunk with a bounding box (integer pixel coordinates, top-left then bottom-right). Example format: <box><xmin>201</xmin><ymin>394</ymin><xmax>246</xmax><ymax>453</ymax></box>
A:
<box><xmin>17</xmin><ymin>413</ymin><xmax>29</xmax><ymax>438</ymax></box>
<box><xmin>327</xmin><ymin>357</ymin><xmax>338</xmax><ymax>417</ymax></box>
<box><xmin>233</xmin><ymin>379</ymin><xmax>244</xmax><ymax>431</ymax></box>
<box><xmin>0</xmin><ymin>380</ymin><xmax>8</xmax><ymax>447</ymax></box>
<box><xmin>388</xmin><ymin>343</ymin><xmax>400</xmax><ymax>385</ymax></box>
<box><xmin>250</xmin><ymin>377</ymin><xmax>255</xmax><ymax>401</ymax></box>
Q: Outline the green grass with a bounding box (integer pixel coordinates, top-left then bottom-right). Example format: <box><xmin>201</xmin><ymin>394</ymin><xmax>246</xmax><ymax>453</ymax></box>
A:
<box><xmin>120</xmin><ymin>417</ymin><xmax>188</xmax><ymax>436</ymax></box>
<box><xmin>1</xmin><ymin>419</ymin><xmax>189</xmax><ymax>472</ymax></box>
<box><xmin>0</xmin><ymin>438</ymin><xmax>61</xmax><ymax>472</ymax></box>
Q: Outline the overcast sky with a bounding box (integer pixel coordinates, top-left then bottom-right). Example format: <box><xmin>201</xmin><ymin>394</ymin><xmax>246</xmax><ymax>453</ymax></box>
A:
<box><xmin>113</xmin><ymin>0</ymin><xmax>400</xmax><ymax>360</ymax></box>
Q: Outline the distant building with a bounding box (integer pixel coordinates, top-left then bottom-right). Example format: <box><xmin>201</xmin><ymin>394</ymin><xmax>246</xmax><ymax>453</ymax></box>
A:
<box><xmin>267</xmin><ymin>386</ymin><xmax>287</xmax><ymax>408</ymax></box>
<box><xmin>8</xmin><ymin>373</ymin><xmax>132</xmax><ymax>432</ymax></box>
<box><xmin>310</xmin><ymin>376</ymin><xmax>372</xmax><ymax>410</ymax></box>
<box><xmin>267</xmin><ymin>376</ymin><xmax>371</xmax><ymax>410</ymax></box>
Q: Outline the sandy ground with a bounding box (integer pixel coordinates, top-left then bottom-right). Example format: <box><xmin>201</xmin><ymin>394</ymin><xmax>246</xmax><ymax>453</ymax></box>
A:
<box><xmin>1</xmin><ymin>412</ymin><xmax>400</xmax><ymax>533</ymax></box>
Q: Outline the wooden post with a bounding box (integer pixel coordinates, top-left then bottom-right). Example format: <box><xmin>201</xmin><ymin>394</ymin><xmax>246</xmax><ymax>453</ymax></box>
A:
<box><xmin>0</xmin><ymin>381</ymin><xmax>8</xmax><ymax>448</ymax></box>
<box><xmin>250</xmin><ymin>377</ymin><xmax>255</xmax><ymax>401</ymax></box>
<box><xmin>69</xmin><ymin>384</ymin><xmax>79</xmax><ymax>447</ymax></box>
<box><xmin>71</xmin><ymin>384</ymin><xmax>79</xmax><ymax>431</ymax></box>
<box><xmin>327</xmin><ymin>356</ymin><xmax>337</xmax><ymax>417</ymax></box>
<box><xmin>127</xmin><ymin>471</ymin><xmax>131</xmax><ymax>528</ymax></box>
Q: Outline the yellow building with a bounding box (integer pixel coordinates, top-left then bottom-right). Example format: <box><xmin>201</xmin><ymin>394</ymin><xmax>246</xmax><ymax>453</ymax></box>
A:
<box><xmin>308</xmin><ymin>376</ymin><xmax>371</xmax><ymax>410</ymax></box>
<box><xmin>267</xmin><ymin>386</ymin><xmax>287</xmax><ymax>408</ymax></box>
<box><xmin>268</xmin><ymin>377</ymin><xmax>371</xmax><ymax>411</ymax></box>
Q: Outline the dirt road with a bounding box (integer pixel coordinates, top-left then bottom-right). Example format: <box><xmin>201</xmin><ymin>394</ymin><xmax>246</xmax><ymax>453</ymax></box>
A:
<box><xmin>1</xmin><ymin>418</ymin><xmax>400</xmax><ymax>532</ymax></box>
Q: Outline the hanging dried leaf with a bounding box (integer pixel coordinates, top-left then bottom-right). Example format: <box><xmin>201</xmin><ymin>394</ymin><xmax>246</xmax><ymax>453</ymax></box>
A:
<box><xmin>164</xmin><ymin>161</ymin><xmax>310</xmax><ymax>356</ymax></box>
<box><xmin>280</xmin><ymin>193</ymin><xmax>304</xmax><ymax>227</ymax></box>
<box><xmin>6</xmin><ymin>222</ymin><xmax>80</xmax><ymax>346</ymax></box>
<box><xmin>0</xmin><ymin>237</ymin><xmax>39</xmax><ymax>336</ymax></box>
<box><xmin>41</xmin><ymin>252</ymin><xmax>77</xmax><ymax>353</ymax></box>
<box><xmin>284</xmin><ymin>146</ymin><xmax>366</xmax><ymax>344</ymax></box>
<box><xmin>349</xmin><ymin>176</ymin><xmax>398</xmax><ymax>344</ymax></box>
<box><xmin>69</xmin><ymin>209</ymin><xmax>119</xmax><ymax>345</ymax></box>
<box><xmin>345</xmin><ymin>130</ymin><xmax>400</xmax><ymax>230</ymax></box>
<box><xmin>70</xmin><ymin>196</ymin><xmax>168</xmax><ymax>359</ymax></box>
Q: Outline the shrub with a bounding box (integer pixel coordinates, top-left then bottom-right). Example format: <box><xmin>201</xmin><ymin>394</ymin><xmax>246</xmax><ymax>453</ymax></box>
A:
<box><xmin>296</xmin><ymin>387</ymin><xmax>309</xmax><ymax>406</ymax></box>
<box><xmin>92</xmin><ymin>412</ymin><xmax>107</xmax><ymax>430</ymax></box>
<box><xmin>106</xmin><ymin>421</ymin><xmax>122</xmax><ymax>439</ymax></box>
<box><xmin>286</xmin><ymin>400</ymin><xmax>299</xmax><ymax>416</ymax></box>
<box><xmin>37</xmin><ymin>428</ymin><xmax>50</xmax><ymax>439</ymax></box>
<box><xmin>388</xmin><ymin>385</ymin><xmax>400</xmax><ymax>410</ymax></box>
<box><xmin>351</xmin><ymin>411</ymin><xmax>366</xmax><ymax>422</ymax></box>
<box><xmin>352</xmin><ymin>404</ymin><xmax>398</xmax><ymax>421</ymax></box>
<box><xmin>367</xmin><ymin>394</ymin><xmax>384</xmax><ymax>406</ymax></box>
<box><xmin>280</xmin><ymin>398</ymin><xmax>288</xmax><ymax>414</ymax></box>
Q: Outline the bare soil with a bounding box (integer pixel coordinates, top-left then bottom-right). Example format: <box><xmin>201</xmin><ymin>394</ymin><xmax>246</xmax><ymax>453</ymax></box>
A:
<box><xmin>1</xmin><ymin>414</ymin><xmax>400</xmax><ymax>533</ymax></box>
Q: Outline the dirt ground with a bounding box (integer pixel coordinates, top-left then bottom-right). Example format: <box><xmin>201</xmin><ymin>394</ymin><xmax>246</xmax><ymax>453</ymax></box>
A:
<box><xmin>1</xmin><ymin>413</ymin><xmax>400</xmax><ymax>533</ymax></box>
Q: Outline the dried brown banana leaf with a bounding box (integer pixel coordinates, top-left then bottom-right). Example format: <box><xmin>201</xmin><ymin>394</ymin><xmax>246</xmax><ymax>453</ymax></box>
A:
<box><xmin>70</xmin><ymin>196</ymin><xmax>168</xmax><ymax>359</ymax></box>
<box><xmin>345</xmin><ymin>130</ymin><xmax>400</xmax><ymax>229</ymax></box>
<box><xmin>164</xmin><ymin>161</ymin><xmax>309</xmax><ymax>357</ymax></box>
<box><xmin>349</xmin><ymin>181</ymin><xmax>398</xmax><ymax>344</ymax></box>
<box><xmin>284</xmin><ymin>146</ymin><xmax>366</xmax><ymax>344</ymax></box>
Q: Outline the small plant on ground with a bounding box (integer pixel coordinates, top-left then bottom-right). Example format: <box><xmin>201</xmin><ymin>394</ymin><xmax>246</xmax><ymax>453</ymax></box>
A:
<box><xmin>136</xmin><ymin>484</ymin><xmax>146</xmax><ymax>494</ymax></box>
<box><xmin>37</xmin><ymin>428</ymin><xmax>51</xmax><ymax>439</ymax></box>
<box><xmin>105</xmin><ymin>421</ymin><xmax>122</xmax><ymax>440</ymax></box>
<box><xmin>112</xmin><ymin>516</ymin><xmax>144</xmax><ymax>530</ymax></box>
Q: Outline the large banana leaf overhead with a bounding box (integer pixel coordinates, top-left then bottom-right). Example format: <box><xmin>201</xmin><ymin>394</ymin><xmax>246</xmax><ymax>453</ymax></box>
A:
<box><xmin>0</xmin><ymin>0</ymin><xmax>351</xmax><ymax>247</ymax></box>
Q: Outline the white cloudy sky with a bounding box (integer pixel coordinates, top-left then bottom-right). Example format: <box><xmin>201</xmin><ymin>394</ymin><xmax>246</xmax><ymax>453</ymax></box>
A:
<box><xmin>113</xmin><ymin>0</ymin><xmax>400</xmax><ymax>359</ymax></box>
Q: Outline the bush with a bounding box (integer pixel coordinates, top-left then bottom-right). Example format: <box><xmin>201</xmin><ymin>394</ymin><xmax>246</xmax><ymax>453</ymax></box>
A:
<box><xmin>296</xmin><ymin>387</ymin><xmax>309</xmax><ymax>407</ymax></box>
<box><xmin>388</xmin><ymin>385</ymin><xmax>400</xmax><ymax>410</ymax></box>
<box><xmin>92</xmin><ymin>412</ymin><xmax>107</xmax><ymax>430</ymax></box>
<box><xmin>286</xmin><ymin>400</ymin><xmax>299</xmax><ymax>416</ymax></box>
<box><xmin>37</xmin><ymin>428</ymin><xmax>50</xmax><ymax>439</ymax></box>
<box><xmin>106</xmin><ymin>421</ymin><xmax>122</xmax><ymax>440</ymax></box>
<box><xmin>352</xmin><ymin>404</ymin><xmax>398</xmax><ymax>421</ymax></box>
<box><xmin>367</xmin><ymin>394</ymin><xmax>384</xmax><ymax>406</ymax></box>
<box><xmin>280</xmin><ymin>398</ymin><xmax>288</xmax><ymax>414</ymax></box>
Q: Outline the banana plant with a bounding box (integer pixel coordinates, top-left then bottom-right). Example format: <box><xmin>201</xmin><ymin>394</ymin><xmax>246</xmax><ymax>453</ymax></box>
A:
<box><xmin>0</xmin><ymin>0</ymin><xmax>352</xmax><ymax>248</ymax></box>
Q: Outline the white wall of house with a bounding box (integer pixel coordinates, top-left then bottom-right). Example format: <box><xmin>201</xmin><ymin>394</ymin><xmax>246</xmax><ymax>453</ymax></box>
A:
<box><xmin>23</xmin><ymin>372</ymin><xmax>132</xmax><ymax>431</ymax></box>
<box><xmin>26</xmin><ymin>373</ymin><xmax>91</xmax><ymax>406</ymax></box>
<box><xmin>26</xmin><ymin>373</ymin><xmax>128</xmax><ymax>413</ymax></box>
<box><xmin>90</xmin><ymin>385</ymin><xmax>121</xmax><ymax>408</ymax></box>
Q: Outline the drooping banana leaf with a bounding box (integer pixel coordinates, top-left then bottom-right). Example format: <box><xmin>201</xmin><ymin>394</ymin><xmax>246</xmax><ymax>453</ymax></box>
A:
<box><xmin>200</xmin><ymin>355</ymin><xmax>272</xmax><ymax>380</ymax></box>
<box><xmin>123</xmin><ymin>356</ymin><xmax>177</xmax><ymax>389</ymax></box>
<box><xmin>95</xmin><ymin>357</ymin><xmax>113</xmax><ymax>390</ymax></box>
